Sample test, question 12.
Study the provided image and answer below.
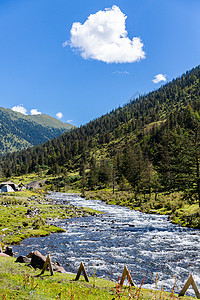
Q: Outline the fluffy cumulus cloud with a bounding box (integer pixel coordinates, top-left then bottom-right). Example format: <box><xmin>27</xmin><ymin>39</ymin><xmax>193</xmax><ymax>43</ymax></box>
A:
<box><xmin>12</xmin><ymin>104</ymin><xmax>27</xmax><ymax>115</ymax></box>
<box><xmin>30</xmin><ymin>109</ymin><xmax>41</xmax><ymax>115</ymax></box>
<box><xmin>65</xmin><ymin>5</ymin><xmax>145</xmax><ymax>63</ymax></box>
<box><xmin>56</xmin><ymin>112</ymin><xmax>63</xmax><ymax>119</ymax></box>
<box><xmin>152</xmin><ymin>74</ymin><xmax>167</xmax><ymax>84</ymax></box>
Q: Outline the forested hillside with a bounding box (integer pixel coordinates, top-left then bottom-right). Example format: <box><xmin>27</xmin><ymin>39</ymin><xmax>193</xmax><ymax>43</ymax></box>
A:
<box><xmin>0</xmin><ymin>108</ymin><xmax>75</xmax><ymax>155</ymax></box>
<box><xmin>1</xmin><ymin>65</ymin><xmax>200</xmax><ymax>203</ymax></box>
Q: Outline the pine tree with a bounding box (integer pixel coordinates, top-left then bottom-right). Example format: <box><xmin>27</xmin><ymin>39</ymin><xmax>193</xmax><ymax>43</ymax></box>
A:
<box><xmin>88</xmin><ymin>156</ymin><xmax>99</xmax><ymax>190</ymax></box>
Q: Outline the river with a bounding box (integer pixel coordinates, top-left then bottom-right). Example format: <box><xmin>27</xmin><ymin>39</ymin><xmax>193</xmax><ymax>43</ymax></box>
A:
<box><xmin>13</xmin><ymin>192</ymin><xmax>200</xmax><ymax>296</ymax></box>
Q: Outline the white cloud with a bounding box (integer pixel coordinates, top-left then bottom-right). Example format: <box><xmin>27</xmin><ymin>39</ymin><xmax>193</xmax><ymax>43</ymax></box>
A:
<box><xmin>113</xmin><ymin>70</ymin><xmax>130</xmax><ymax>75</ymax></box>
<box><xmin>65</xmin><ymin>5</ymin><xmax>145</xmax><ymax>63</ymax></box>
<box><xmin>56</xmin><ymin>112</ymin><xmax>63</xmax><ymax>119</ymax></box>
<box><xmin>66</xmin><ymin>119</ymin><xmax>73</xmax><ymax>123</ymax></box>
<box><xmin>152</xmin><ymin>74</ymin><xmax>167</xmax><ymax>84</ymax></box>
<box><xmin>12</xmin><ymin>104</ymin><xmax>27</xmax><ymax>115</ymax></box>
<box><xmin>30</xmin><ymin>109</ymin><xmax>41</xmax><ymax>115</ymax></box>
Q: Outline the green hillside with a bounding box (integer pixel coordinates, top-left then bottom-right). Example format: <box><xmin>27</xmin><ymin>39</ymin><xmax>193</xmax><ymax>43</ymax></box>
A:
<box><xmin>0</xmin><ymin>107</ymin><xmax>75</xmax><ymax>155</ymax></box>
<box><xmin>1</xmin><ymin>65</ymin><xmax>200</xmax><ymax>214</ymax></box>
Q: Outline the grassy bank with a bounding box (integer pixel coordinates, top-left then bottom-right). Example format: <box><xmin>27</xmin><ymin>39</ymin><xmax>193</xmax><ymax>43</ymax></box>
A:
<box><xmin>0</xmin><ymin>179</ymin><xmax>199</xmax><ymax>299</ymax></box>
<box><xmin>84</xmin><ymin>190</ymin><xmax>200</xmax><ymax>229</ymax></box>
<box><xmin>0</xmin><ymin>191</ymin><xmax>100</xmax><ymax>245</ymax></box>
<box><xmin>0</xmin><ymin>256</ymin><xmax>196</xmax><ymax>300</ymax></box>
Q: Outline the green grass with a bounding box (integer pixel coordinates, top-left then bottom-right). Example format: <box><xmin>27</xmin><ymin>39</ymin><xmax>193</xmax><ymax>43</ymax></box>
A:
<box><xmin>84</xmin><ymin>190</ymin><xmax>200</xmax><ymax>229</ymax></box>
<box><xmin>12</xmin><ymin>171</ymin><xmax>199</xmax><ymax>231</ymax></box>
<box><xmin>0</xmin><ymin>257</ymin><xmax>196</xmax><ymax>300</ymax></box>
<box><xmin>0</xmin><ymin>191</ymin><xmax>100</xmax><ymax>245</ymax></box>
<box><xmin>0</xmin><ymin>178</ymin><xmax>198</xmax><ymax>299</ymax></box>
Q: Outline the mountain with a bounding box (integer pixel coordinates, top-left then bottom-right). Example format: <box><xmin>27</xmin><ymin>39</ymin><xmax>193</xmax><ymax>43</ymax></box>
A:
<box><xmin>0</xmin><ymin>107</ymin><xmax>75</xmax><ymax>155</ymax></box>
<box><xmin>1</xmin><ymin>65</ymin><xmax>200</xmax><ymax>201</ymax></box>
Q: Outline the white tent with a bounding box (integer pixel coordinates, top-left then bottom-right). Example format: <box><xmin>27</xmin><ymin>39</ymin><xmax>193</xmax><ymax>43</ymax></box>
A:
<box><xmin>1</xmin><ymin>185</ymin><xmax>14</xmax><ymax>193</ymax></box>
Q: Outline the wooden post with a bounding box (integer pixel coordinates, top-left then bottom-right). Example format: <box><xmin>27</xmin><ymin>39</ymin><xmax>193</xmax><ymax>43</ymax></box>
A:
<box><xmin>40</xmin><ymin>254</ymin><xmax>54</xmax><ymax>276</ymax></box>
<box><xmin>75</xmin><ymin>261</ymin><xmax>89</xmax><ymax>282</ymax></box>
<box><xmin>179</xmin><ymin>274</ymin><xmax>200</xmax><ymax>299</ymax></box>
<box><xmin>120</xmin><ymin>265</ymin><xmax>135</xmax><ymax>286</ymax></box>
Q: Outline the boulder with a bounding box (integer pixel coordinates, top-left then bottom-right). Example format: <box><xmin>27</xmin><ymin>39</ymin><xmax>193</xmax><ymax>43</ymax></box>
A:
<box><xmin>27</xmin><ymin>250</ymin><xmax>67</xmax><ymax>273</ymax></box>
<box><xmin>5</xmin><ymin>246</ymin><xmax>13</xmax><ymax>256</ymax></box>
<box><xmin>30</xmin><ymin>251</ymin><xmax>46</xmax><ymax>269</ymax></box>
<box><xmin>25</xmin><ymin>208</ymin><xmax>40</xmax><ymax>217</ymax></box>
<box><xmin>16</xmin><ymin>255</ymin><xmax>31</xmax><ymax>264</ymax></box>
<box><xmin>27</xmin><ymin>252</ymin><xmax>33</xmax><ymax>258</ymax></box>
<box><xmin>52</xmin><ymin>263</ymin><xmax>67</xmax><ymax>273</ymax></box>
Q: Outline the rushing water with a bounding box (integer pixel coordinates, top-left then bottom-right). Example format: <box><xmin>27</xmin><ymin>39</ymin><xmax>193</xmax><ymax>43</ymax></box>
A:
<box><xmin>13</xmin><ymin>192</ymin><xmax>200</xmax><ymax>295</ymax></box>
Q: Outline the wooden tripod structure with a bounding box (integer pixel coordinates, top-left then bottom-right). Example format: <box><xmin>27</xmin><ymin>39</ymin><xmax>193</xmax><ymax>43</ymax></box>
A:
<box><xmin>120</xmin><ymin>265</ymin><xmax>135</xmax><ymax>286</ymax></box>
<box><xmin>75</xmin><ymin>261</ymin><xmax>89</xmax><ymax>282</ymax></box>
<box><xmin>179</xmin><ymin>274</ymin><xmax>200</xmax><ymax>299</ymax></box>
<box><xmin>40</xmin><ymin>254</ymin><xmax>54</xmax><ymax>276</ymax></box>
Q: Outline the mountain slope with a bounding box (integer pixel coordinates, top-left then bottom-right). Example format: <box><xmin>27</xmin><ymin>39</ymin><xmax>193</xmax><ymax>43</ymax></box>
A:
<box><xmin>0</xmin><ymin>107</ymin><xmax>75</xmax><ymax>155</ymax></box>
<box><xmin>1</xmin><ymin>65</ymin><xmax>200</xmax><ymax>200</ymax></box>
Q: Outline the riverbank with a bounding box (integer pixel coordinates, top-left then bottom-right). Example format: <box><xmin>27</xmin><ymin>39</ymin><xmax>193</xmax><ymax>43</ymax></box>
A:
<box><xmin>84</xmin><ymin>190</ymin><xmax>200</xmax><ymax>229</ymax></box>
<box><xmin>0</xmin><ymin>191</ymin><xmax>199</xmax><ymax>299</ymax></box>
<box><xmin>0</xmin><ymin>191</ymin><xmax>100</xmax><ymax>245</ymax></box>
<box><xmin>0</xmin><ymin>256</ymin><xmax>195</xmax><ymax>299</ymax></box>
<box><xmin>7</xmin><ymin>173</ymin><xmax>200</xmax><ymax>229</ymax></box>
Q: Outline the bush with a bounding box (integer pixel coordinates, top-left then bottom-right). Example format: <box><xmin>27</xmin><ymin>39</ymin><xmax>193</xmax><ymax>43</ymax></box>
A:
<box><xmin>32</xmin><ymin>217</ymin><xmax>45</xmax><ymax>229</ymax></box>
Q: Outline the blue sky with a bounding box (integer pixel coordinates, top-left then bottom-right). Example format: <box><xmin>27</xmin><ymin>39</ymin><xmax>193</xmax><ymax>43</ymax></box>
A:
<box><xmin>0</xmin><ymin>0</ymin><xmax>200</xmax><ymax>126</ymax></box>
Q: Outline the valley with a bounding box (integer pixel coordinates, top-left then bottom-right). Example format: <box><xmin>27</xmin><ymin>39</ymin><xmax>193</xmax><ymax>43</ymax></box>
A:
<box><xmin>0</xmin><ymin>66</ymin><xmax>200</xmax><ymax>299</ymax></box>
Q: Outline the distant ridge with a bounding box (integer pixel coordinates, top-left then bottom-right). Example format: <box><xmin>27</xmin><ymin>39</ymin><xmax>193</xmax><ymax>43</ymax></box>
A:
<box><xmin>0</xmin><ymin>107</ymin><xmax>75</xmax><ymax>155</ymax></box>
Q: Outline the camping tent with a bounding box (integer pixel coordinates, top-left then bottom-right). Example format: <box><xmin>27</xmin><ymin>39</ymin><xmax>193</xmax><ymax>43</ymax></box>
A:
<box><xmin>0</xmin><ymin>181</ymin><xmax>18</xmax><ymax>191</ymax></box>
<box><xmin>1</xmin><ymin>185</ymin><xmax>14</xmax><ymax>193</ymax></box>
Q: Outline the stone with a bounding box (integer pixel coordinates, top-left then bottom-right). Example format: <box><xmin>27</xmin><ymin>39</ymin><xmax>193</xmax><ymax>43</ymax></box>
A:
<box><xmin>0</xmin><ymin>253</ymin><xmax>10</xmax><ymax>258</ymax></box>
<box><xmin>27</xmin><ymin>252</ymin><xmax>33</xmax><ymax>258</ymax></box>
<box><xmin>25</xmin><ymin>208</ymin><xmax>40</xmax><ymax>217</ymax></box>
<box><xmin>5</xmin><ymin>246</ymin><xmax>13</xmax><ymax>256</ymax></box>
<box><xmin>30</xmin><ymin>251</ymin><xmax>46</xmax><ymax>269</ymax></box>
<box><xmin>28</xmin><ymin>250</ymin><xmax>66</xmax><ymax>273</ymax></box>
<box><xmin>16</xmin><ymin>255</ymin><xmax>31</xmax><ymax>264</ymax></box>
<box><xmin>52</xmin><ymin>263</ymin><xmax>67</xmax><ymax>273</ymax></box>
